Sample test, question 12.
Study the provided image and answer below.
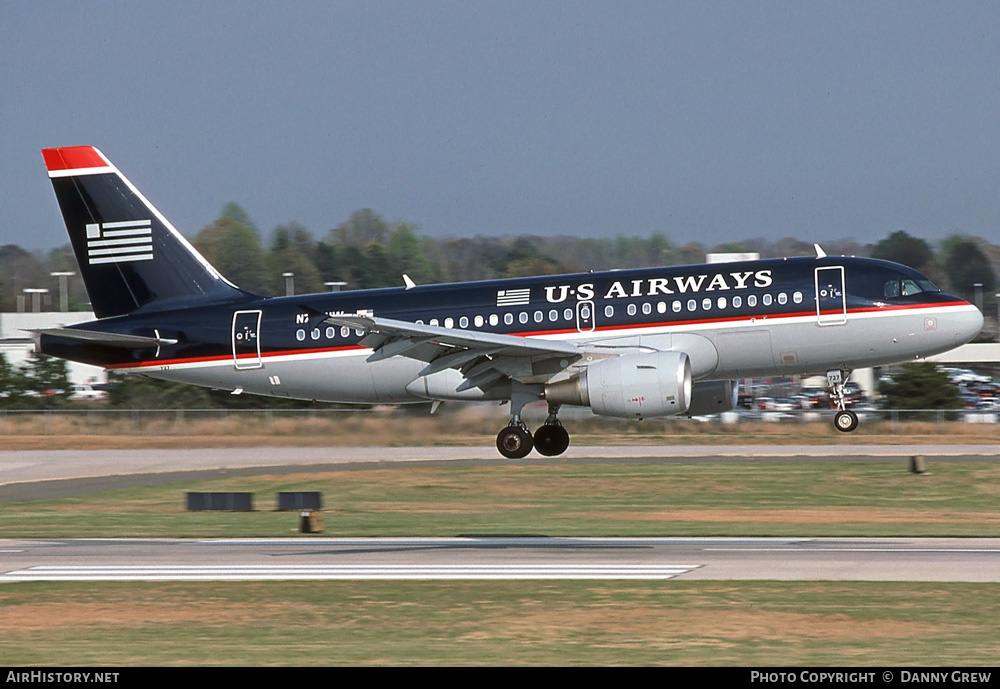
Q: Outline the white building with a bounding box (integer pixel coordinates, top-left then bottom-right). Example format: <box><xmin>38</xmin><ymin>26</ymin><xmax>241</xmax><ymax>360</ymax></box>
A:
<box><xmin>0</xmin><ymin>311</ymin><xmax>105</xmax><ymax>384</ymax></box>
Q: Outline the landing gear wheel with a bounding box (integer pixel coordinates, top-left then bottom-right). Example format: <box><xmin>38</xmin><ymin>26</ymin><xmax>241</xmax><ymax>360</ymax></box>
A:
<box><xmin>533</xmin><ymin>424</ymin><xmax>570</xmax><ymax>456</ymax></box>
<box><xmin>497</xmin><ymin>425</ymin><xmax>534</xmax><ymax>459</ymax></box>
<box><xmin>834</xmin><ymin>410</ymin><xmax>858</xmax><ymax>433</ymax></box>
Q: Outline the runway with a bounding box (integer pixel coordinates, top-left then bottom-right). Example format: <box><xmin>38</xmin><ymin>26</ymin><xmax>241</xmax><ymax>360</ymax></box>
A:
<box><xmin>1</xmin><ymin>445</ymin><xmax>997</xmax><ymax>583</ymax></box>
<box><xmin>2</xmin><ymin>536</ymin><xmax>999</xmax><ymax>582</ymax></box>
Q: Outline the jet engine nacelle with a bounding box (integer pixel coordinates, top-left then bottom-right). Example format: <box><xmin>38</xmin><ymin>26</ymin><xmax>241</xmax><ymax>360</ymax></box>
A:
<box><xmin>686</xmin><ymin>380</ymin><xmax>739</xmax><ymax>416</ymax></box>
<box><xmin>545</xmin><ymin>351</ymin><xmax>692</xmax><ymax>418</ymax></box>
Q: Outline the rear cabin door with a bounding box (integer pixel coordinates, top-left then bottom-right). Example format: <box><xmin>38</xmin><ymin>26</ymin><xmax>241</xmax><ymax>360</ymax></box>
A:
<box><xmin>814</xmin><ymin>266</ymin><xmax>847</xmax><ymax>326</ymax></box>
<box><xmin>232</xmin><ymin>310</ymin><xmax>263</xmax><ymax>369</ymax></box>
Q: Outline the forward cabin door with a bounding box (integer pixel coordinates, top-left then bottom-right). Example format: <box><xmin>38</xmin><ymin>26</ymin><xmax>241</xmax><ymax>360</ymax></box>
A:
<box><xmin>814</xmin><ymin>266</ymin><xmax>847</xmax><ymax>326</ymax></box>
<box><xmin>232</xmin><ymin>309</ymin><xmax>263</xmax><ymax>369</ymax></box>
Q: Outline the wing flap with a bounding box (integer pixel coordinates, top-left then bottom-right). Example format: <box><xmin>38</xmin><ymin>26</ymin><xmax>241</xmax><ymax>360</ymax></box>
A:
<box><xmin>325</xmin><ymin>314</ymin><xmax>582</xmax><ymax>392</ymax></box>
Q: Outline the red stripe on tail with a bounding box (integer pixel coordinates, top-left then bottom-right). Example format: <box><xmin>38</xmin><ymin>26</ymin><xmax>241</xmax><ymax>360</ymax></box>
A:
<box><xmin>42</xmin><ymin>146</ymin><xmax>108</xmax><ymax>172</ymax></box>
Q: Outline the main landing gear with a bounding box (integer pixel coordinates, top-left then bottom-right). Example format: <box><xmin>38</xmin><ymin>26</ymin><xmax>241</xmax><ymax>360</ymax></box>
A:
<box><xmin>533</xmin><ymin>406</ymin><xmax>570</xmax><ymax>457</ymax></box>
<box><xmin>495</xmin><ymin>416</ymin><xmax>571</xmax><ymax>459</ymax></box>
<box><xmin>827</xmin><ymin>369</ymin><xmax>858</xmax><ymax>433</ymax></box>
<box><xmin>495</xmin><ymin>390</ymin><xmax>571</xmax><ymax>459</ymax></box>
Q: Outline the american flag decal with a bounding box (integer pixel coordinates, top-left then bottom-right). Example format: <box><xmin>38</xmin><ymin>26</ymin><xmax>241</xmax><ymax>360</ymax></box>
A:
<box><xmin>496</xmin><ymin>288</ymin><xmax>530</xmax><ymax>307</ymax></box>
<box><xmin>85</xmin><ymin>220</ymin><xmax>153</xmax><ymax>265</ymax></box>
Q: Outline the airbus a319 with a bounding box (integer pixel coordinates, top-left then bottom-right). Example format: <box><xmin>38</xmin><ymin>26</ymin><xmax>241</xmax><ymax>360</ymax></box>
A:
<box><xmin>36</xmin><ymin>146</ymin><xmax>983</xmax><ymax>457</ymax></box>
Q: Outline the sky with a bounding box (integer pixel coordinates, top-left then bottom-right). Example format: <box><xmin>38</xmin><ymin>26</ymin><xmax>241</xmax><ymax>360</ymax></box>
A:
<box><xmin>2</xmin><ymin>1</ymin><xmax>998</xmax><ymax>252</ymax></box>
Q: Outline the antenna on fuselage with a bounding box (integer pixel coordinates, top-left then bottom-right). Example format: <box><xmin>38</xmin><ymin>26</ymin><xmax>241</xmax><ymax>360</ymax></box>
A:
<box><xmin>813</xmin><ymin>244</ymin><xmax>827</xmax><ymax>258</ymax></box>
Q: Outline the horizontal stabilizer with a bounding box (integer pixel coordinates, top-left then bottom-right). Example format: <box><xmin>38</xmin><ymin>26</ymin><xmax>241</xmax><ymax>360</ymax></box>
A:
<box><xmin>28</xmin><ymin>327</ymin><xmax>178</xmax><ymax>349</ymax></box>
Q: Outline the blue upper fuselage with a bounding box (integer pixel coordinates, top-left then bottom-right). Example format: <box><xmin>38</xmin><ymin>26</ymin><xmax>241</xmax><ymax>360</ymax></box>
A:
<box><xmin>39</xmin><ymin>255</ymin><xmax>969</xmax><ymax>370</ymax></box>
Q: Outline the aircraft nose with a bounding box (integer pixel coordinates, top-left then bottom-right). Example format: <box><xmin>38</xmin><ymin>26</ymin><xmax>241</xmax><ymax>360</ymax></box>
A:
<box><xmin>952</xmin><ymin>303</ymin><xmax>984</xmax><ymax>344</ymax></box>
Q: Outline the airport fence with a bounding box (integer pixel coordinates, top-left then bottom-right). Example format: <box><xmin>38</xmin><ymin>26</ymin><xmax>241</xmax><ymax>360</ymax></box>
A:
<box><xmin>0</xmin><ymin>405</ymin><xmax>991</xmax><ymax>436</ymax></box>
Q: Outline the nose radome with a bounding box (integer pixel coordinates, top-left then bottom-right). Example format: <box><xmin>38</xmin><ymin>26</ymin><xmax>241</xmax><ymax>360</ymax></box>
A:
<box><xmin>955</xmin><ymin>305</ymin><xmax>984</xmax><ymax>344</ymax></box>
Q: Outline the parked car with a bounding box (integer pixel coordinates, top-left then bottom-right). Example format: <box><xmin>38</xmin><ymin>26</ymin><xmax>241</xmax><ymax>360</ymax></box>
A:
<box><xmin>69</xmin><ymin>384</ymin><xmax>107</xmax><ymax>401</ymax></box>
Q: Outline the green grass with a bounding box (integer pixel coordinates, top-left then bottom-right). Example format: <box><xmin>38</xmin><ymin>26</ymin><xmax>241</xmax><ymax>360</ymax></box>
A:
<box><xmin>1</xmin><ymin>581</ymin><xmax>998</xmax><ymax>665</ymax></box>
<box><xmin>2</xmin><ymin>461</ymin><xmax>1000</xmax><ymax>538</ymax></box>
<box><xmin>3</xmin><ymin>461</ymin><xmax>1000</xmax><ymax>665</ymax></box>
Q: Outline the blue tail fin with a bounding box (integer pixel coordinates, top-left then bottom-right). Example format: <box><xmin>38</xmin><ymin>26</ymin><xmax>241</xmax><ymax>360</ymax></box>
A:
<box><xmin>42</xmin><ymin>146</ymin><xmax>252</xmax><ymax>318</ymax></box>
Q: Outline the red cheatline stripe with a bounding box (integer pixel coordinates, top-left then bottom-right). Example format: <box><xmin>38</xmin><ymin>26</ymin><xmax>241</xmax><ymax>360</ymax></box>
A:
<box><xmin>102</xmin><ymin>300</ymin><xmax>968</xmax><ymax>371</ymax></box>
<box><xmin>41</xmin><ymin>146</ymin><xmax>108</xmax><ymax>172</ymax></box>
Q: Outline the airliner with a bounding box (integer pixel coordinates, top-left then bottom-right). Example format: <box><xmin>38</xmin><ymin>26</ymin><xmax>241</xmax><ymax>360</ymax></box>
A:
<box><xmin>37</xmin><ymin>146</ymin><xmax>983</xmax><ymax>458</ymax></box>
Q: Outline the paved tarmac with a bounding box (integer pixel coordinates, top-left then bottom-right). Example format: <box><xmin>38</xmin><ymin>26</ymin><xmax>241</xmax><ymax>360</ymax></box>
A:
<box><xmin>2</xmin><ymin>536</ymin><xmax>998</xmax><ymax>582</ymax></box>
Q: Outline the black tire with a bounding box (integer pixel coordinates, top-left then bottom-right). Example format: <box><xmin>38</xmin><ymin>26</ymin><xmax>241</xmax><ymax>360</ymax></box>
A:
<box><xmin>496</xmin><ymin>426</ymin><xmax>534</xmax><ymax>459</ymax></box>
<box><xmin>834</xmin><ymin>410</ymin><xmax>859</xmax><ymax>433</ymax></box>
<box><xmin>533</xmin><ymin>424</ymin><xmax>570</xmax><ymax>456</ymax></box>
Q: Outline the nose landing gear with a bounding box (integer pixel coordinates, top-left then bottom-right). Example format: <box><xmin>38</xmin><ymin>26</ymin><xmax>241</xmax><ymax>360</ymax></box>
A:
<box><xmin>827</xmin><ymin>369</ymin><xmax>859</xmax><ymax>433</ymax></box>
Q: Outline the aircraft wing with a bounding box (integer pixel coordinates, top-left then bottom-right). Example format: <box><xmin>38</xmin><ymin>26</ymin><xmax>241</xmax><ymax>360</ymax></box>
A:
<box><xmin>325</xmin><ymin>314</ymin><xmax>582</xmax><ymax>392</ymax></box>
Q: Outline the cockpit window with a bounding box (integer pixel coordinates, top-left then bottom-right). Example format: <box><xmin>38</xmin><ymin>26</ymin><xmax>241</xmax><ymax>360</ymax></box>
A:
<box><xmin>884</xmin><ymin>278</ymin><xmax>941</xmax><ymax>298</ymax></box>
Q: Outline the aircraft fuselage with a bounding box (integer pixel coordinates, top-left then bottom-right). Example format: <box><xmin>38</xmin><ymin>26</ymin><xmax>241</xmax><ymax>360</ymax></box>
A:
<box><xmin>39</xmin><ymin>255</ymin><xmax>981</xmax><ymax>404</ymax></box>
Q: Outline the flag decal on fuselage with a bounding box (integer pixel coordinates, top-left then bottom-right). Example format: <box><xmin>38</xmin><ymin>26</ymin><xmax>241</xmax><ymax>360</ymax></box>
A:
<box><xmin>497</xmin><ymin>288</ymin><xmax>530</xmax><ymax>307</ymax></box>
<box><xmin>85</xmin><ymin>220</ymin><xmax>153</xmax><ymax>265</ymax></box>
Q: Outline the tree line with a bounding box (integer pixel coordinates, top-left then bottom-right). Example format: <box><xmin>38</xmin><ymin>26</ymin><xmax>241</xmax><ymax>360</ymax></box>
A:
<box><xmin>5</xmin><ymin>204</ymin><xmax>997</xmax><ymax>315</ymax></box>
